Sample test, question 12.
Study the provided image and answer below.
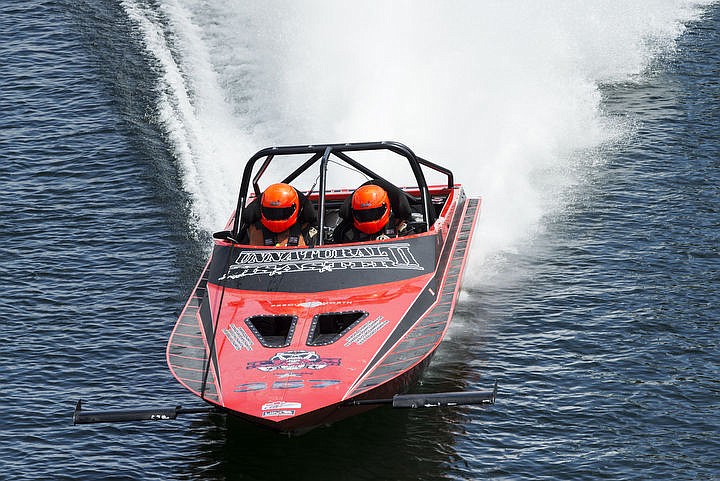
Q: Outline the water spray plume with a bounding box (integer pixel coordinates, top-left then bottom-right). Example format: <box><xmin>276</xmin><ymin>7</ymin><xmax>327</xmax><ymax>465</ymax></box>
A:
<box><xmin>122</xmin><ymin>0</ymin><xmax>713</xmax><ymax>267</ymax></box>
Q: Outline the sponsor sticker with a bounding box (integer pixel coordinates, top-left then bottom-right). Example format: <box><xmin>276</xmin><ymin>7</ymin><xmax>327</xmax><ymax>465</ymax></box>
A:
<box><xmin>344</xmin><ymin>316</ymin><xmax>389</xmax><ymax>346</ymax></box>
<box><xmin>223</xmin><ymin>323</ymin><xmax>254</xmax><ymax>351</ymax></box>
<box><xmin>262</xmin><ymin>410</ymin><xmax>295</xmax><ymax>417</ymax></box>
<box><xmin>262</xmin><ymin>401</ymin><xmax>301</xmax><ymax>410</ymax></box>
<box><xmin>247</xmin><ymin>350</ymin><xmax>341</xmax><ymax>372</ymax></box>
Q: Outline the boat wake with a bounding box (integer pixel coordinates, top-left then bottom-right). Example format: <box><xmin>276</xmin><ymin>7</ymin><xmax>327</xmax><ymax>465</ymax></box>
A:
<box><xmin>120</xmin><ymin>0</ymin><xmax>713</xmax><ymax>271</ymax></box>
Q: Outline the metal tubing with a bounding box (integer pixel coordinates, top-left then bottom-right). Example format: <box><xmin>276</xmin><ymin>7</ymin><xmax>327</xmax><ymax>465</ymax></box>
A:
<box><xmin>72</xmin><ymin>400</ymin><xmax>216</xmax><ymax>425</ymax></box>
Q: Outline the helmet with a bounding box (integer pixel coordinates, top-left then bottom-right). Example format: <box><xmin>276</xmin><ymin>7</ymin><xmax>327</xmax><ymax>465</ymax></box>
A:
<box><xmin>351</xmin><ymin>184</ymin><xmax>390</xmax><ymax>235</ymax></box>
<box><xmin>261</xmin><ymin>183</ymin><xmax>299</xmax><ymax>233</ymax></box>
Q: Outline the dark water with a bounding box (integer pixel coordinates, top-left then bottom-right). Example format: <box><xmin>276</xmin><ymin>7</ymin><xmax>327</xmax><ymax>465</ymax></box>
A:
<box><xmin>2</xmin><ymin>2</ymin><xmax>719</xmax><ymax>480</ymax></box>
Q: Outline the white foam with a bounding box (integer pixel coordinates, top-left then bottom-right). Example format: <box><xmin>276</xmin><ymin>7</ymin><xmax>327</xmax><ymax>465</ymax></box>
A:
<box><xmin>121</xmin><ymin>0</ymin><xmax>257</xmax><ymax>232</ymax></box>
<box><xmin>123</xmin><ymin>0</ymin><xmax>714</xmax><ymax>260</ymax></box>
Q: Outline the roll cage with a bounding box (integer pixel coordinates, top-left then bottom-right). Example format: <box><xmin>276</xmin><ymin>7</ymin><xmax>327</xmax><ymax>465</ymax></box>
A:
<box><xmin>219</xmin><ymin>141</ymin><xmax>455</xmax><ymax>246</ymax></box>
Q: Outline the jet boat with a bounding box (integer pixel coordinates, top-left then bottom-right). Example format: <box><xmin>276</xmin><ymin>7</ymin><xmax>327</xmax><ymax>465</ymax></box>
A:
<box><xmin>73</xmin><ymin>141</ymin><xmax>495</xmax><ymax>433</ymax></box>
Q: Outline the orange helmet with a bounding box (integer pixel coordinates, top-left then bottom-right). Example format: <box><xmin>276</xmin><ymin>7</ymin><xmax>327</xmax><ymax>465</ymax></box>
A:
<box><xmin>351</xmin><ymin>184</ymin><xmax>390</xmax><ymax>235</ymax></box>
<box><xmin>261</xmin><ymin>183</ymin><xmax>299</xmax><ymax>233</ymax></box>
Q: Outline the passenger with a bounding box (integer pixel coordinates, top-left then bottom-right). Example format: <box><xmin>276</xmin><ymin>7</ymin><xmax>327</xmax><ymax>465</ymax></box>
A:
<box><xmin>247</xmin><ymin>183</ymin><xmax>317</xmax><ymax>247</ymax></box>
<box><xmin>334</xmin><ymin>184</ymin><xmax>413</xmax><ymax>243</ymax></box>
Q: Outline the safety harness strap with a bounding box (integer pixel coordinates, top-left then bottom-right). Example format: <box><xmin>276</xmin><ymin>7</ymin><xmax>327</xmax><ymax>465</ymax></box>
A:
<box><xmin>258</xmin><ymin>222</ymin><xmax>310</xmax><ymax>247</ymax></box>
<box><xmin>344</xmin><ymin>214</ymin><xmax>401</xmax><ymax>242</ymax></box>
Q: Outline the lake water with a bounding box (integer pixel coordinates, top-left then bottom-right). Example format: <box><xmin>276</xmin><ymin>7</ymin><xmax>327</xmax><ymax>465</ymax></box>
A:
<box><xmin>1</xmin><ymin>1</ymin><xmax>718</xmax><ymax>480</ymax></box>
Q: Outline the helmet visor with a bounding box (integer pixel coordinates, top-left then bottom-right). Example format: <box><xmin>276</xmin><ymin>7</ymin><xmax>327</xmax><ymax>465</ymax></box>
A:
<box><xmin>352</xmin><ymin>205</ymin><xmax>387</xmax><ymax>223</ymax></box>
<box><xmin>262</xmin><ymin>204</ymin><xmax>296</xmax><ymax>221</ymax></box>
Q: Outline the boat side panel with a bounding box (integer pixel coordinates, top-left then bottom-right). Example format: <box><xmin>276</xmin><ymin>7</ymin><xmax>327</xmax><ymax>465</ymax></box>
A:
<box><xmin>348</xmin><ymin>189</ymin><xmax>466</xmax><ymax>383</ymax></box>
<box><xmin>166</xmin><ymin>263</ymin><xmax>221</xmax><ymax>403</ymax></box>
<box><xmin>348</xmin><ymin>196</ymin><xmax>481</xmax><ymax>397</ymax></box>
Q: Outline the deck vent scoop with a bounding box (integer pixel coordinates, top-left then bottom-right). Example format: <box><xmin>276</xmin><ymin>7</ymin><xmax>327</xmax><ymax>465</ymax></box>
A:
<box><xmin>245</xmin><ymin>315</ymin><xmax>297</xmax><ymax>348</ymax></box>
<box><xmin>307</xmin><ymin>311</ymin><xmax>367</xmax><ymax>346</ymax></box>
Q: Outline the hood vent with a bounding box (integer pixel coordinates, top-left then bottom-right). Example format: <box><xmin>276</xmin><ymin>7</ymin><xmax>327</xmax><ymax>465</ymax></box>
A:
<box><xmin>306</xmin><ymin>311</ymin><xmax>367</xmax><ymax>346</ymax></box>
<box><xmin>245</xmin><ymin>315</ymin><xmax>297</xmax><ymax>348</ymax></box>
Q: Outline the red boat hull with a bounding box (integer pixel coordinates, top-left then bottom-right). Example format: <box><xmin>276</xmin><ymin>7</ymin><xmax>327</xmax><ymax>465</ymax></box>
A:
<box><xmin>168</xmin><ymin>189</ymin><xmax>480</xmax><ymax>433</ymax></box>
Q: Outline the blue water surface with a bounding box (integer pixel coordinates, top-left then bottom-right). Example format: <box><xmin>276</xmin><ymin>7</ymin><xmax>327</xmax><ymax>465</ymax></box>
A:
<box><xmin>1</xmin><ymin>2</ymin><xmax>718</xmax><ymax>480</ymax></box>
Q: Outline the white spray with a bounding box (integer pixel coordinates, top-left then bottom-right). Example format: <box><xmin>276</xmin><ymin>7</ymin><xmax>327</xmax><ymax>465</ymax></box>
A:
<box><xmin>121</xmin><ymin>0</ymin><xmax>714</xmax><ymax>269</ymax></box>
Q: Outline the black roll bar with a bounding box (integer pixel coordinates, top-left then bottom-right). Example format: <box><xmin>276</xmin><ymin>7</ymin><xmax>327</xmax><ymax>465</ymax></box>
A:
<box><xmin>230</xmin><ymin>141</ymin><xmax>454</xmax><ymax>245</ymax></box>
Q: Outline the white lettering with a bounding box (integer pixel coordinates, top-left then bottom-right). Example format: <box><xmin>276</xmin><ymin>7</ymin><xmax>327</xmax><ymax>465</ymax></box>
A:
<box><xmin>219</xmin><ymin>243</ymin><xmax>424</xmax><ymax>280</ymax></box>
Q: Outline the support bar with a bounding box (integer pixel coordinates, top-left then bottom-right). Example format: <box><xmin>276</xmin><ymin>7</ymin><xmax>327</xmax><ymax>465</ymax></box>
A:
<box><xmin>72</xmin><ymin>400</ymin><xmax>216</xmax><ymax>425</ymax></box>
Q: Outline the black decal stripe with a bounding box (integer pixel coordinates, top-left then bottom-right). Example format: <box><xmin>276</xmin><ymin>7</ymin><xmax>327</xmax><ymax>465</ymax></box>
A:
<box><xmin>404</xmin><ymin>322</ymin><xmax>445</xmax><ymax>338</ymax></box>
<box><xmin>394</xmin><ymin>332</ymin><xmax>444</xmax><ymax>351</ymax></box>
<box><xmin>168</xmin><ymin>352</ymin><xmax>206</xmax><ymax>367</ymax></box>
<box><xmin>198</xmin><ymin>289</ymin><xmax>222</xmax><ymax>400</ymax></box>
<box><xmin>168</xmin><ymin>333</ymin><xmax>204</xmax><ymax>345</ymax></box>
<box><xmin>167</xmin><ymin>267</ymin><xmax>220</xmax><ymax>402</ymax></box>
<box><xmin>208</xmin><ymin>237</ymin><xmax>437</xmax><ymax>293</ymax></box>
<box><xmin>169</xmin><ymin>365</ymin><xmax>205</xmax><ymax>380</ymax></box>
<box><xmin>172</xmin><ymin>326</ymin><xmax>204</xmax><ymax>338</ymax></box>
<box><xmin>349</xmin><ymin>197</ymin><xmax>480</xmax><ymax>397</ymax></box>
<box><xmin>411</xmin><ymin>316</ymin><xmax>448</xmax><ymax>330</ymax></box>
<box><xmin>167</xmin><ymin>345</ymin><xmax>206</xmax><ymax>358</ymax></box>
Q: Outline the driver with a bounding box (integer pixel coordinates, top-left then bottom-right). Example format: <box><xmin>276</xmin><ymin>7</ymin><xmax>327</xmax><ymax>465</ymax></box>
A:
<box><xmin>248</xmin><ymin>183</ymin><xmax>317</xmax><ymax>247</ymax></box>
<box><xmin>334</xmin><ymin>184</ymin><xmax>413</xmax><ymax>243</ymax></box>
